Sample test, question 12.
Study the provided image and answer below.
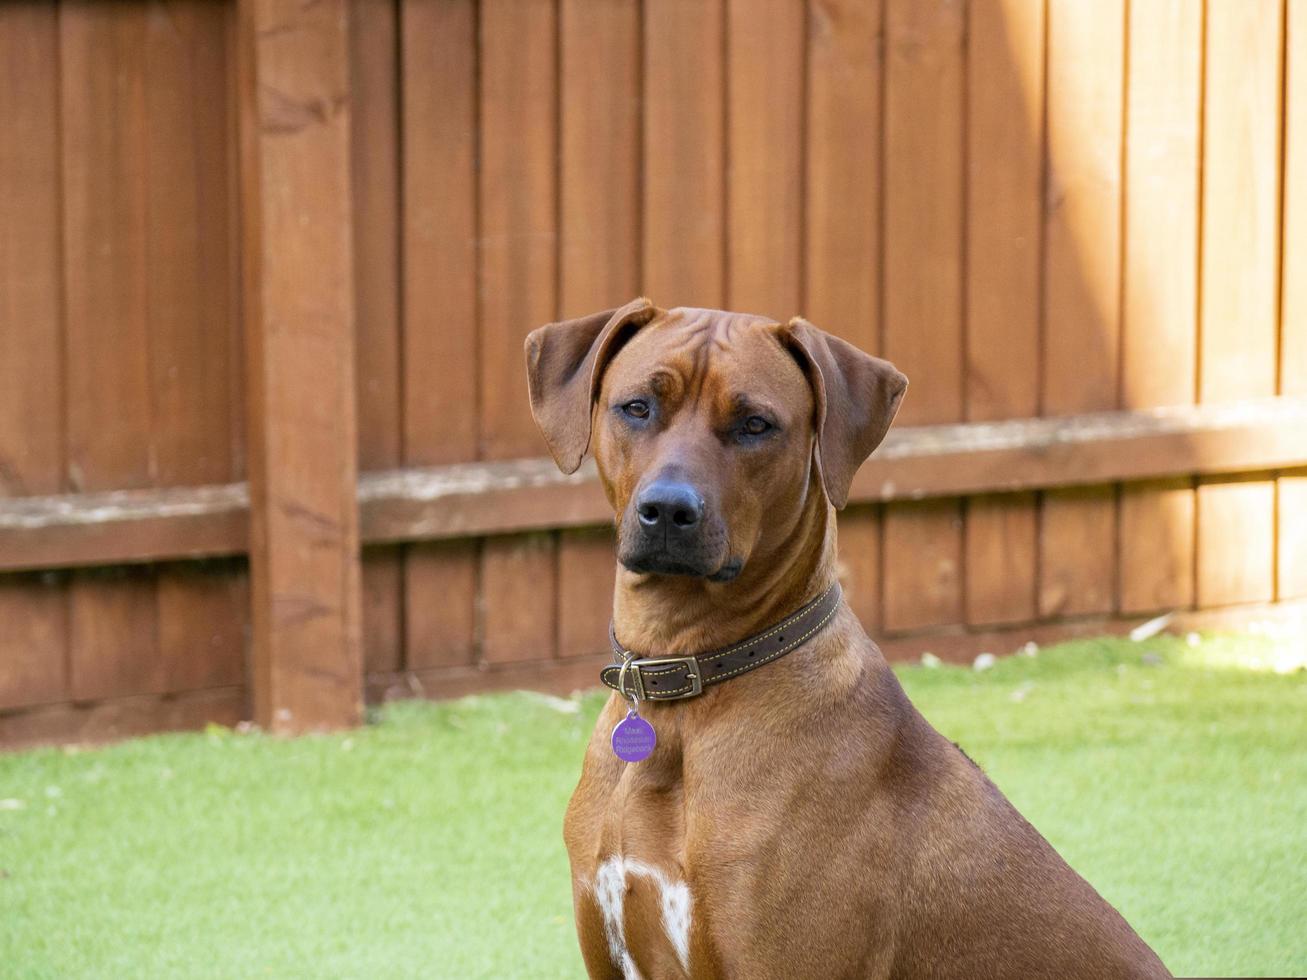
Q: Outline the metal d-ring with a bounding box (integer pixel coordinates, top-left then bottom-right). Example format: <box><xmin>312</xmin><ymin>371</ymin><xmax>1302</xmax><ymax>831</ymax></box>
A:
<box><xmin>616</xmin><ymin>655</ymin><xmax>641</xmax><ymax>712</ymax></box>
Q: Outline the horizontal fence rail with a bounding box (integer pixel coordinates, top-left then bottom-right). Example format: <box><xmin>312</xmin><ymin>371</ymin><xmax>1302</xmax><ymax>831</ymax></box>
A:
<box><xmin>4</xmin><ymin>397</ymin><xmax>1306</xmax><ymax>574</ymax></box>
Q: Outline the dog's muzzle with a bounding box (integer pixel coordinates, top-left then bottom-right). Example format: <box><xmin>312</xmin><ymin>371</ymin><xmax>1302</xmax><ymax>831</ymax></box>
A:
<box><xmin>619</xmin><ymin>478</ymin><xmax>732</xmax><ymax>579</ymax></box>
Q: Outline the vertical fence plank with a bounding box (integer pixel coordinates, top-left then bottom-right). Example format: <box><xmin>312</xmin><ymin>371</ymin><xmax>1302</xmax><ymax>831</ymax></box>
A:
<box><xmin>352</xmin><ymin>0</ymin><xmax>402</xmax><ymax>479</ymax></box>
<box><xmin>402</xmin><ymin>542</ymin><xmax>476</xmax><ymax>670</ymax></box>
<box><xmin>478</xmin><ymin>0</ymin><xmax>559</xmax><ymax>460</ymax></box>
<box><xmin>1</xmin><ymin>4</ymin><xmax>64</xmax><ymax>502</ymax></box>
<box><xmin>0</xmin><ymin>1</ymin><xmax>67</xmax><ymax>709</ymax></box>
<box><xmin>964</xmin><ymin>0</ymin><xmax>1043</xmax><ymax>627</ymax></box>
<box><xmin>238</xmin><ymin>0</ymin><xmax>363</xmax><ymax>730</ymax></box>
<box><xmin>1197</xmin><ymin>0</ymin><xmax>1281</xmax><ymax>607</ymax></box>
<box><xmin>643</xmin><ymin>0</ymin><xmax>724</xmax><ymax>306</ymax></box>
<box><xmin>226</xmin><ymin>2</ymin><xmax>248</xmax><ymax>485</ymax></box>
<box><xmin>146</xmin><ymin>0</ymin><xmax>247</xmax><ymax>694</ymax></box>
<box><xmin>726</xmin><ymin>0</ymin><xmax>804</xmax><ymax>317</ymax></box>
<box><xmin>0</xmin><ymin>567</ymin><xmax>65</xmax><ymax>709</ymax></box>
<box><xmin>807</xmin><ymin>0</ymin><xmax>883</xmax><ymax>633</ymax></box>
<box><xmin>145</xmin><ymin>1</ymin><xmax>233</xmax><ymax>492</ymax></box>
<box><xmin>1039</xmin><ymin>0</ymin><xmax>1123</xmax><ymax>619</ymax></box>
<box><xmin>61</xmin><ymin>1</ymin><xmax>163</xmax><ymax>701</ymax></box>
<box><xmin>1279</xmin><ymin>0</ymin><xmax>1307</xmax><ymax>600</ymax></box>
<box><xmin>556</xmin><ymin>0</ymin><xmax>639</xmax><ymax>658</ymax></box>
<box><xmin>479</xmin><ymin>0</ymin><xmax>559</xmax><ymax>664</ymax></box>
<box><xmin>1119</xmin><ymin>477</ymin><xmax>1196</xmax><ymax>613</ymax></box>
<box><xmin>400</xmin><ymin>0</ymin><xmax>479</xmax><ymax>671</ymax></box>
<box><xmin>806</xmin><ymin>0</ymin><xmax>880</xmax><ymax>349</ymax></box>
<box><xmin>351</xmin><ymin>0</ymin><xmax>403</xmax><ymax>676</ymax></box>
<box><xmin>560</xmin><ymin>0</ymin><xmax>640</xmax><ymax>315</ymax></box>
<box><xmin>1197</xmin><ymin>473</ymin><xmax>1278</xmax><ymax>604</ymax></box>
<box><xmin>882</xmin><ymin>0</ymin><xmax>965</xmax><ymax>632</ymax></box>
<box><xmin>156</xmin><ymin>561</ymin><xmax>248</xmax><ymax>693</ymax></box>
<box><xmin>1118</xmin><ymin>0</ymin><xmax>1201</xmax><ymax>614</ymax></box>
<box><xmin>557</xmin><ymin>528</ymin><xmax>618</xmax><ymax>660</ymax></box>
<box><xmin>835</xmin><ymin>507</ymin><xmax>881</xmax><ymax>633</ymax></box>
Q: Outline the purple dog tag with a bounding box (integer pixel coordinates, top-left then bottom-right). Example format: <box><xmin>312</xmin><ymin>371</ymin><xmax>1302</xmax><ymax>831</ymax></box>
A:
<box><xmin>611</xmin><ymin>709</ymin><xmax>656</xmax><ymax>763</ymax></box>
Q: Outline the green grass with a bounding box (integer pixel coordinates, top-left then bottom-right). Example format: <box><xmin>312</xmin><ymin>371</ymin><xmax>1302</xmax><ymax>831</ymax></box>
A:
<box><xmin>2</xmin><ymin>633</ymin><xmax>1304</xmax><ymax>978</ymax></box>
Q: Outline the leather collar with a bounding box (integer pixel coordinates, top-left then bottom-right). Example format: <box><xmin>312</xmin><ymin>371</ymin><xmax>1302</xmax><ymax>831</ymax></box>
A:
<box><xmin>601</xmin><ymin>582</ymin><xmax>843</xmax><ymax>702</ymax></box>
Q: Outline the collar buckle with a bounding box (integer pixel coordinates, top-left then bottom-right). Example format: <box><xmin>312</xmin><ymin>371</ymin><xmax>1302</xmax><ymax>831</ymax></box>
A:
<box><xmin>629</xmin><ymin>656</ymin><xmax>702</xmax><ymax>700</ymax></box>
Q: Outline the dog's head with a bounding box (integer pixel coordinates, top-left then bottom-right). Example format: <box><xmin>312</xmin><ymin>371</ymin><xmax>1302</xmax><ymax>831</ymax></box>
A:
<box><xmin>525</xmin><ymin>299</ymin><xmax>906</xmax><ymax>582</ymax></box>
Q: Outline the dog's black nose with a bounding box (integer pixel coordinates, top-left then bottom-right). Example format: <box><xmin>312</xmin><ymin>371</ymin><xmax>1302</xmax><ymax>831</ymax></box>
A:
<box><xmin>636</xmin><ymin>481</ymin><xmax>704</xmax><ymax>531</ymax></box>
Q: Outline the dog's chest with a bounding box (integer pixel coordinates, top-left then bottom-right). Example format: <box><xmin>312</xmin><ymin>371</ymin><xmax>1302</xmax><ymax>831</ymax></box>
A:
<box><xmin>587</xmin><ymin>851</ymin><xmax>694</xmax><ymax>978</ymax></box>
<box><xmin>566</xmin><ymin>730</ymin><xmax>708</xmax><ymax>978</ymax></box>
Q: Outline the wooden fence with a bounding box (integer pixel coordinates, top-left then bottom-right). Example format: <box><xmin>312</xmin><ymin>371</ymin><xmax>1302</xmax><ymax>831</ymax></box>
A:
<box><xmin>1</xmin><ymin>0</ymin><xmax>1305</xmax><ymax>746</ymax></box>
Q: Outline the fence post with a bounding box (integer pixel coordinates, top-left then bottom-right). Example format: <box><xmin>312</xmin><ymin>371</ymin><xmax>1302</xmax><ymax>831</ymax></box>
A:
<box><xmin>236</xmin><ymin>0</ymin><xmax>363</xmax><ymax>732</ymax></box>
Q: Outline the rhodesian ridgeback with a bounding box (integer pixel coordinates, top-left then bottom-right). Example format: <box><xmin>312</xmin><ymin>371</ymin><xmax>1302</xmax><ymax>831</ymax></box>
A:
<box><xmin>525</xmin><ymin>300</ymin><xmax>1170</xmax><ymax>979</ymax></box>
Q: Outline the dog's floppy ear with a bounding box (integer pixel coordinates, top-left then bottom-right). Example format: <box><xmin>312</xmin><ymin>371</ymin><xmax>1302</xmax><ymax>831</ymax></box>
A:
<box><xmin>524</xmin><ymin>298</ymin><xmax>660</xmax><ymax>473</ymax></box>
<box><xmin>784</xmin><ymin>317</ymin><xmax>908</xmax><ymax>509</ymax></box>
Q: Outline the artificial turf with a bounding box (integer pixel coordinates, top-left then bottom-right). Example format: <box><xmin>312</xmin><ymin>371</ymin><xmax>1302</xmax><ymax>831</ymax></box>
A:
<box><xmin>1</xmin><ymin>632</ymin><xmax>1304</xmax><ymax>978</ymax></box>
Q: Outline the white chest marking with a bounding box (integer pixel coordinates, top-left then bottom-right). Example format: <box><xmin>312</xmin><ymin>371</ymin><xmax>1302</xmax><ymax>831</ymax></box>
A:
<box><xmin>591</xmin><ymin>855</ymin><xmax>694</xmax><ymax>977</ymax></box>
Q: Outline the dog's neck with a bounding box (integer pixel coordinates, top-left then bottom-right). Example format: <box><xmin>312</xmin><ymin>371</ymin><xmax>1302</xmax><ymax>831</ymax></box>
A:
<box><xmin>610</xmin><ymin>473</ymin><xmax>837</xmax><ymax>658</ymax></box>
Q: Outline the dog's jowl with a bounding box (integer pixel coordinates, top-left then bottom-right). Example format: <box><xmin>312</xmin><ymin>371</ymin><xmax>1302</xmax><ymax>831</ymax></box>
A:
<box><xmin>525</xmin><ymin>300</ymin><xmax>1172</xmax><ymax>979</ymax></box>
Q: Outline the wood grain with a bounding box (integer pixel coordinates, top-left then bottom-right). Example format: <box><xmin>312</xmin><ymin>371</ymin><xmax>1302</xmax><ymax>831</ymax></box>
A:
<box><xmin>238</xmin><ymin>0</ymin><xmax>363</xmax><ymax>730</ymax></box>
<box><xmin>146</xmin><ymin>0</ymin><xmax>247</xmax><ymax>695</ymax></box>
<box><xmin>404</xmin><ymin>541</ymin><xmax>477</xmax><ymax>670</ymax></box>
<box><xmin>964</xmin><ymin>0</ymin><xmax>1044</xmax><ymax>625</ymax></box>
<box><xmin>965</xmin><ymin>494</ymin><xmax>1038</xmax><ymax>626</ymax></box>
<box><xmin>481</xmin><ymin>533</ymin><xmax>557</xmax><ymax>665</ymax></box>
<box><xmin>478</xmin><ymin>0</ymin><xmax>559</xmax><ymax>663</ymax></box>
<box><xmin>1279</xmin><ymin>0</ymin><xmax>1307</xmax><ymax>600</ymax></box>
<box><xmin>3</xmin><ymin>0</ymin><xmax>1306</xmax><ymax>735</ymax></box>
<box><xmin>60</xmin><ymin>1</ymin><xmax>162</xmax><ymax>701</ymax></box>
<box><xmin>1196</xmin><ymin>473</ymin><xmax>1275</xmax><ymax>606</ymax></box>
<box><xmin>806</xmin><ymin>0</ymin><xmax>881</xmax><ymax>350</ymax></box>
<box><xmin>1117</xmin><ymin>0</ymin><xmax>1201</xmax><ymax>614</ymax></box>
<box><xmin>643</xmin><ymin>0</ymin><xmax>725</xmax><ymax>306</ymax></box>
<box><xmin>1</xmin><ymin>1</ymin><xmax>64</xmax><ymax>499</ymax></box>
<box><xmin>1278</xmin><ymin>471</ymin><xmax>1307</xmax><ymax>600</ymax></box>
<box><xmin>69</xmin><ymin>566</ymin><xmax>161</xmax><ymax>700</ymax></box>
<box><xmin>557</xmin><ymin>528</ymin><xmax>616</xmax><ymax>660</ymax></box>
<box><xmin>836</xmin><ymin>505</ymin><xmax>881</xmax><ymax>635</ymax></box>
<box><xmin>1197</xmin><ymin>0</ymin><xmax>1282</xmax><ymax>606</ymax></box>
<box><xmin>806</xmin><ymin>0</ymin><xmax>883</xmax><ymax>635</ymax></box>
<box><xmin>400</xmin><ymin>0</ymin><xmax>480</xmax><ymax>670</ymax></box>
<box><xmin>0</xmin><ymin>2</ymin><xmax>66</xmax><ymax>708</ymax></box>
<box><xmin>1039</xmin><ymin>486</ymin><xmax>1116</xmax><ymax>617</ymax></box>
<box><xmin>559</xmin><ymin>0</ymin><xmax>640</xmax><ymax>316</ymax></box>
<box><xmin>400</xmin><ymin>0</ymin><xmax>478</xmax><ymax>464</ymax></box>
<box><xmin>557</xmin><ymin>0</ymin><xmax>639</xmax><ymax>658</ymax></box>
<box><xmin>359</xmin><ymin>549</ymin><xmax>402</xmax><ymax>676</ymax></box>
<box><xmin>1119</xmin><ymin>478</ymin><xmax>1195</xmax><ymax>614</ymax></box>
<box><xmin>1039</xmin><ymin>0</ymin><xmax>1124</xmax><ymax>619</ymax></box>
<box><xmin>882</xmin><ymin>500</ymin><xmax>963</xmax><ymax>633</ymax></box>
<box><xmin>882</xmin><ymin>0</ymin><xmax>965</xmax><ymax>631</ymax></box>
<box><xmin>157</xmin><ymin>560</ymin><xmax>247</xmax><ymax>691</ymax></box>
<box><xmin>352</xmin><ymin>0</ymin><xmax>403</xmax><ymax>675</ymax></box>
<box><xmin>726</xmin><ymin>0</ymin><xmax>804</xmax><ymax>317</ymax></box>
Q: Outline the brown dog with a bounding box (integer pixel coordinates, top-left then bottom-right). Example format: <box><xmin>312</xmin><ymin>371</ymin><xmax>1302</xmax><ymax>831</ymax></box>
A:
<box><xmin>525</xmin><ymin>300</ymin><xmax>1171</xmax><ymax>979</ymax></box>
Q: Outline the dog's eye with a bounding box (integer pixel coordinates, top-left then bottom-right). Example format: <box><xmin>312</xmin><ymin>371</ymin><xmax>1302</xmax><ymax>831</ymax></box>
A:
<box><xmin>743</xmin><ymin>416</ymin><xmax>772</xmax><ymax>436</ymax></box>
<box><xmin>622</xmin><ymin>400</ymin><xmax>650</xmax><ymax>420</ymax></box>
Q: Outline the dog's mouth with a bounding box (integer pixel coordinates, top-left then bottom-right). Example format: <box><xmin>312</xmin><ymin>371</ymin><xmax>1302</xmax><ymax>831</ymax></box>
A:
<box><xmin>619</xmin><ymin>551</ymin><xmax>742</xmax><ymax>582</ymax></box>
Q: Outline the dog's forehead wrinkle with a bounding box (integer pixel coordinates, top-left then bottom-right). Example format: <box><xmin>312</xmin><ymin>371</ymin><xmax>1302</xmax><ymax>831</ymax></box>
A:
<box><xmin>648</xmin><ymin>370</ymin><xmax>677</xmax><ymax>399</ymax></box>
<box><xmin>608</xmin><ymin>322</ymin><xmax>811</xmax><ymax>431</ymax></box>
